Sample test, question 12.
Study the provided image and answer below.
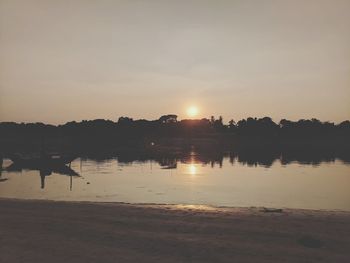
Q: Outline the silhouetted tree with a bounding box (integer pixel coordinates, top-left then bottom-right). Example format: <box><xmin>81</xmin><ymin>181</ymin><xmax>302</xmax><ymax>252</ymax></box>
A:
<box><xmin>0</xmin><ymin>116</ymin><xmax>349</xmax><ymax>156</ymax></box>
<box><xmin>117</xmin><ymin>117</ymin><xmax>133</xmax><ymax>124</ymax></box>
<box><xmin>158</xmin><ymin>115</ymin><xmax>177</xmax><ymax>124</ymax></box>
<box><xmin>228</xmin><ymin>119</ymin><xmax>236</xmax><ymax>130</ymax></box>
<box><xmin>213</xmin><ymin>116</ymin><xmax>225</xmax><ymax>131</ymax></box>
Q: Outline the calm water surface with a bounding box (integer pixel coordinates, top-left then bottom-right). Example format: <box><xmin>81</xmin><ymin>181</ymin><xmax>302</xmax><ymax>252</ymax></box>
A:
<box><xmin>1</xmin><ymin>156</ymin><xmax>349</xmax><ymax>210</ymax></box>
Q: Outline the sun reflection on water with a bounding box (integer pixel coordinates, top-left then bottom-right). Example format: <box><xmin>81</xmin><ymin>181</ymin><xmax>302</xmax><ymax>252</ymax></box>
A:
<box><xmin>188</xmin><ymin>164</ymin><xmax>198</xmax><ymax>175</ymax></box>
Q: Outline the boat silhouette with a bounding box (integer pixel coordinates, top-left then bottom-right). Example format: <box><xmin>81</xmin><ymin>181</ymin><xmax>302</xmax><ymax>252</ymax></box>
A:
<box><xmin>9</xmin><ymin>153</ymin><xmax>76</xmax><ymax>167</ymax></box>
<box><xmin>5</xmin><ymin>154</ymin><xmax>80</xmax><ymax>189</ymax></box>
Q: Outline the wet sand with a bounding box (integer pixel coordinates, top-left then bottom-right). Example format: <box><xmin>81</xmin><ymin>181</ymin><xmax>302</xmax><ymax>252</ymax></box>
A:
<box><xmin>0</xmin><ymin>199</ymin><xmax>349</xmax><ymax>263</ymax></box>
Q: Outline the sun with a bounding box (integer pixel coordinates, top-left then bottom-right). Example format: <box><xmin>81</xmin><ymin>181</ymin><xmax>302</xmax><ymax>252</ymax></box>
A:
<box><xmin>187</xmin><ymin>106</ymin><xmax>199</xmax><ymax>118</ymax></box>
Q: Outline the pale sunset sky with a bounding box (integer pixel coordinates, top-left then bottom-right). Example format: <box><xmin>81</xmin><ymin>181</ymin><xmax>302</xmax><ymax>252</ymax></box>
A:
<box><xmin>0</xmin><ymin>0</ymin><xmax>349</xmax><ymax>124</ymax></box>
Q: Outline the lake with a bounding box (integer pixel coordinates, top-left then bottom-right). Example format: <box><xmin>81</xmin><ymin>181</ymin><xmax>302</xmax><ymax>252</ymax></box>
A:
<box><xmin>1</xmin><ymin>153</ymin><xmax>349</xmax><ymax>210</ymax></box>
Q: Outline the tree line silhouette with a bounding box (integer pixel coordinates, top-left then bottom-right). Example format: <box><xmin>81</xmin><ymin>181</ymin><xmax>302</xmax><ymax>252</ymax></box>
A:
<box><xmin>0</xmin><ymin>115</ymin><xmax>349</xmax><ymax>155</ymax></box>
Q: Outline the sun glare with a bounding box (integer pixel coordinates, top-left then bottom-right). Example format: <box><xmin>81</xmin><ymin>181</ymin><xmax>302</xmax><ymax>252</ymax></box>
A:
<box><xmin>188</xmin><ymin>164</ymin><xmax>197</xmax><ymax>175</ymax></box>
<box><xmin>187</xmin><ymin>106</ymin><xmax>199</xmax><ymax>118</ymax></box>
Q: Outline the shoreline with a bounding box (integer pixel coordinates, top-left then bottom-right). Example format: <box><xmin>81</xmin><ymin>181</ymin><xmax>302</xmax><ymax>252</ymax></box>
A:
<box><xmin>1</xmin><ymin>196</ymin><xmax>350</xmax><ymax>214</ymax></box>
<box><xmin>1</xmin><ymin>198</ymin><xmax>350</xmax><ymax>262</ymax></box>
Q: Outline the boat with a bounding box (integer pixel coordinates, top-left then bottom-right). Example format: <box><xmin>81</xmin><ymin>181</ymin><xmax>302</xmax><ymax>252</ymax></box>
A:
<box><xmin>5</xmin><ymin>162</ymin><xmax>79</xmax><ymax>177</ymax></box>
<box><xmin>9</xmin><ymin>153</ymin><xmax>76</xmax><ymax>167</ymax></box>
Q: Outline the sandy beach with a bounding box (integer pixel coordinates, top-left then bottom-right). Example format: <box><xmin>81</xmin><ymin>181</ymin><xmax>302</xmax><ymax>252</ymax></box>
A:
<box><xmin>0</xmin><ymin>199</ymin><xmax>349</xmax><ymax>263</ymax></box>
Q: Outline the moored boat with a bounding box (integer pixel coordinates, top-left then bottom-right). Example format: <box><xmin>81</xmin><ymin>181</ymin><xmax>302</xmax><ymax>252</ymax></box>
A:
<box><xmin>10</xmin><ymin>153</ymin><xmax>76</xmax><ymax>167</ymax></box>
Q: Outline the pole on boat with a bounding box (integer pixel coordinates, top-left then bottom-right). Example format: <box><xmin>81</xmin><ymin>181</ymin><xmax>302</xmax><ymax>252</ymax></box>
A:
<box><xmin>39</xmin><ymin>170</ymin><xmax>45</xmax><ymax>189</ymax></box>
<box><xmin>0</xmin><ymin>154</ymin><xmax>2</xmax><ymax>178</ymax></box>
<box><xmin>0</xmin><ymin>154</ymin><xmax>3</xmax><ymax>176</ymax></box>
<box><xmin>70</xmin><ymin>175</ymin><xmax>72</xmax><ymax>191</ymax></box>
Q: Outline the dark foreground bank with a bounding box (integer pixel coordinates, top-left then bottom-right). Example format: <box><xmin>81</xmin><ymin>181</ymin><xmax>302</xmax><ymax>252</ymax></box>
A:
<box><xmin>0</xmin><ymin>199</ymin><xmax>349</xmax><ymax>263</ymax></box>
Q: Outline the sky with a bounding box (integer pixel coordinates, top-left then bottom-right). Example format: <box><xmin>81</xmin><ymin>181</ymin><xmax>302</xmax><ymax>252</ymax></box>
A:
<box><xmin>0</xmin><ymin>0</ymin><xmax>349</xmax><ymax>124</ymax></box>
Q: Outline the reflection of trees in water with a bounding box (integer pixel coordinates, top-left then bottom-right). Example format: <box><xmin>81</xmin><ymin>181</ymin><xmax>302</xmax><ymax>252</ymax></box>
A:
<box><xmin>2</xmin><ymin>147</ymin><xmax>349</xmax><ymax>189</ymax></box>
<box><xmin>34</xmin><ymin>147</ymin><xmax>341</xmax><ymax>170</ymax></box>
<box><xmin>107</xmin><ymin>148</ymin><xmax>350</xmax><ymax>168</ymax></box>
